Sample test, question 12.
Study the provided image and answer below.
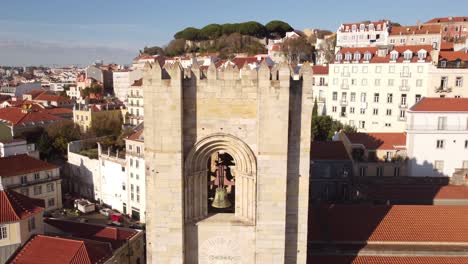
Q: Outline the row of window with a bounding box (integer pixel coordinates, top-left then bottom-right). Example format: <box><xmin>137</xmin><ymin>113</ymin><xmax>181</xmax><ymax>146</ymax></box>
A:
<box><xmin>335</xmin><ymin>78</ymin><xmax>424</xmax><ymax>88</ymax></box>
<box><xmin>343</xmin><ymin>23</ymin><xmax>384</xmax><ymax>32</ymax></box>
<box><xmin>332</xmin><ymin>106</ymin><xmax>407</xmax><ymax>118</ymax></box>
<box><xmin>123</xmin><ymin>184</ymin><xmax>142</xmax><ymax>203</ymax></box>
<box><xmin>336</xmin><ymin>50</ymin><xmax>426</xmax><ymax>63</ymax></box>
<box><xmin>436</xmin><ymin>139</ymin><xmax>468</xmax><ymax>149</ymax></box>
<box><xmin>333</xmin><ymin>65</ymin><xmax>424</xmax><ymax>74</ymax></box>
<box><xmin>440</xmin><ymin>76</ymin><xmax>464</xmax><ymax>89</ymax></box>
<box><xmin>332</xmin><ymin>92</ymin><xmax>419</xmax><ymax>105</ymax></box>
<box><xmin>75</xmin><ymin>114</ymin><xmax>89</xmax><ymax>122</ymax></box>
<box><xmin>22</xmin><ymin>183</ymin><xmax>56</xmax><ymax>196</ymax></box>
<box><xmin>19</xmin><ymin>172</ymin><xmax>54</xmax><ymax>185</ymax></box>
<box><xmin>359</xmin><ymin>166</ymin><xmax>401</xmax><ymax>177</ymax></box>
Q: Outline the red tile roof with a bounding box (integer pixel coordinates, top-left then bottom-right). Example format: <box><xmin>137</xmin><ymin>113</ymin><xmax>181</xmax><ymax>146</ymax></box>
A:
<box><xmin>389</xmin><ymin>25</ymin><xmax>441</xmax><ymax>35</ymax></box>
<box><xmin>309</xmin><ymin>204</ymin><xmax>468</xmax><ymax>243</ymax></box>
<box><xmin>35</xmin><ymin>92</ymin><xmax>71</xmax><ymax>103</ymax></box>
<box><xmin>43</xmin><ymin>107</ymin><xmax>73</xmax><ymax>115</ymax></box>
<box><xmin>410</xmin><ymin>97</ymin><xmax>468</xmax><ymax>112</ymax></box>
<box><xmin>0</xmin><ymin>189</ymin><xmax>44</xmax><ymax>224</ymax></box>
<box><xmin>345</xmin><ymin>133</ymin><xmax>406</xmax><ymax>150</ymax></box>
<box><xmin>440</xmin><ymin>41</ymin><xmax>454</xmax><ymax>51</ymax></box>
<box><xmin>0</xmin><ymin>154</ymin><xmax>58</xmax><ymax>177</ymax></box>
<box><xmin>309</xmin><ymin>256</ymin><xmax>468</xmax><ymax>264</ymax></box>
<box><xmin>312</xmin><ymin>65</ymin><xmax>329</xmax><ymax>75</ymax></box>
<box><xmin>439</xmin><ymin>51</ymin><xmax>468</xmax><ymax>61</ymax></box>
<box><xmin>311</xmin><ymin>141</ymin><xmax>350</xmax><ymax>160</ymax></box>
<box><xmin>426</xmin><ymin>17</ymin><xmax>468</xmax><ymax>24</ymax></box>
<box><xmin>8</xmin><ymin>235</ymin><xmax>112</xmax><ymax>264</ymax></box>
<box><xmin>44</xmin><ymin>219</ymin><xmax>138</xmax><ymax>250</ymax></box>
<box><xmin>131</xmin><ymin>78</ymin><xmax>143</xmax><ymax>87</ymax></box>
<box><xmin>127</xmin><ymin>128</ymin><xmax>144</xmax><ymax>142</ymax></box>
<box><xmin>0</xmin><ymin>107</ymin><xmax>66</xmax><ymax>126</ymax></box>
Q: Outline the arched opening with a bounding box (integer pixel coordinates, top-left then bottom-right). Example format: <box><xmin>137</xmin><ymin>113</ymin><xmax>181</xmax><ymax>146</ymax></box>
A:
<box><xmin>184</xmin><ymin>133</ymin><xmax>256</xmax><ymax>223</ymax></box>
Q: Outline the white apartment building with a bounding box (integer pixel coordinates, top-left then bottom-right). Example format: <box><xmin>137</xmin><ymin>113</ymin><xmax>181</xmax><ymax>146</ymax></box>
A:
<box><xmin>388</xmin><ymin>25</ymin><xmax>442</xmax><ymax>48</ymax></box>
<box><xmin>125</xmin><ymin>124</ymin><xmax>145</xmax><ymax>222</ymax></box>
<box><xmin>311</xmin><ymin>65</ymin><xmax>329</xmax><ymax>115</ymax></box>
<box><xmin>67</xmin><ymin>127</ymin><xmax>146</xmax><ymax>222</ymax></box>
<box><xmin>127</xmin><ymin>79</ymin><xmax>144</xmax><ymax>125</ymax></box>
<box><xmin>113</xmin><ymin>70</ymin><xmax>142</xmax><ymax>102</ymax></box>
<box><xmin>406</xmin><ymin>97</ymin><xmax>468</xmax><ymax>177</ymax></box>
<box><xmin>327</xmin><ymin>45</ymin><xmax>435</xmax><ymax>132</ymax></box>
<box><xmin>336</xmin><ymin>20</ymin><xmax>390</xmax><ymax>48</ymax></box>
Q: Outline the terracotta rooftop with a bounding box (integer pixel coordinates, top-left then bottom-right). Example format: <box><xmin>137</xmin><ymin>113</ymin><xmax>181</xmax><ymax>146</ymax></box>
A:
<box><xmin>439</xmin><ymin>51</ymin><xmax>468</xmax><ymax>61</ymax></box>
<box><xmin>410</xmin><ymin>97</ymin><xmax>468</xmax><ymax>112</ymax></box>
<box><xmin>0</xmin><ymin>154</ymin><xmax>58</xmax><ymax>178</ymax></box>
<box><xmin>309</xmin><ymin>255</ymin><xmax>468</xmax><ymax>264</ymax></box>
<box><xmin>44</xmin><ymin>219</ymin><xmax>138</xmax><ymax>250</ymax></box>
<box><xmin>426</xmin><ymin>16</ymin><xmax>468</xmax><ymax>24</ymax></box>
<box><xmin>8</xmin><ymin>235</ymin><xmax>112</xmax><ymax>264</ymax></box>
<box><xmin>0</xmin><ymin>107</ymin><xmax>66</xmax><ymax>126</ymax></box>
<box><xmin>312</xmin><ymin>65</ymin><xmax>329</xmax><ymax>75</ymax></box>
<box><xmin>310</xmin><ymin>141</ymin><xmax>350</xmax><ymax>161</ymax></box>
<box><xmin>389</xmin><ymin>25</ymin><xmax>441</xmax><ymax>35</ymax></box>
<box><xmin>127</xmin><ymin>123</ymin><xmax>144</xmax><ymax>142</ymax></box>
<box><xmin>131</xmin><ymin>78</ymin><xmax>143</xmax><ymax>87</ymax></box>
<box><xmin>309</xmin><ymin>204</ymin><xmax>468</xmax><ymax>243</ymax></box>
<box><xmin>0</xmin><ymin>189</ymin><xmax>44</xmax><ymax>224</ymax></box>
<box><xmin>345</xmin><ymin>133</ymin><xmax>406</xmax><ymax>150</ymax></box>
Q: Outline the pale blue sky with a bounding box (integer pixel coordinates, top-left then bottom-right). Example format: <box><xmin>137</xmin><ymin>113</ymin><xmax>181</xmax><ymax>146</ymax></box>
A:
<box><xmin>1</xmin><ymin>0</ymin><xmax>467</xmax><ymax>66</ymax></box>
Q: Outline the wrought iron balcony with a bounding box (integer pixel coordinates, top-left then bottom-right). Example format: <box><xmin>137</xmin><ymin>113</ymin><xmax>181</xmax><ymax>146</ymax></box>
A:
<box><xmin>399</xmin><ymin>85</ymin><xmax>410</xmax><ymax>91</ymax></box>
<box><xmin>400</xmin><ymin>72</ymin><xmax>412</xmax><ymax>78</ymax></box>
<box><xmin>434</xmin><ymin>86</ymin><xmax>452</xmax><ymax>93</ymax></box>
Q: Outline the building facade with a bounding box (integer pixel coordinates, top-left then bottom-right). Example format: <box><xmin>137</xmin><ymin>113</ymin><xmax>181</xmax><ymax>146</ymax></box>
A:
<box><xmin>127</xmin><ymin>79</ymin><xmax>144</xmax><ymax>125</ymax></box>
<box><xmin>336</xmin><ymin>20</ymin><xmax>390</xmax><ymax>48</ymax></box>
<box><xmin>73</xmin><ymin>103</ymin><xmax>125</xmax><ymax>132</ymax></box>
<box><xmin>327</xmin><ymin>45</ymin><xmax>435</xmax><ymax>132</ymax></box>
<box><xmin>0</xmin><ymin>154</ymin><xmax>62</xmax><ymax>211</ymax></box>
<box><xmin>406</xmin><ymin>98</ymin><xmax>468</xmax><ymax>177</ymax></box>
<box><xmin>388</xmin><ymin>25</ymin><xmax>442</xmax><ymax>48</ymax></box>
<box><xmin>311</xmin><ymin>65</ymin><xmax>329</xmax><ymax>115</ymax></box>
<box><xmin>112</xmin><ymin>70</ymin><xmax>142</xmax><ymax>102</ymax></box>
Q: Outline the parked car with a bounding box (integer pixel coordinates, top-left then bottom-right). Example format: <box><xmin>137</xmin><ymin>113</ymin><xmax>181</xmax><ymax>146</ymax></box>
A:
<box><xmin>99</xmin><ymin>208</ymin><xmax>112</xmax><ymax>216</ymax></box>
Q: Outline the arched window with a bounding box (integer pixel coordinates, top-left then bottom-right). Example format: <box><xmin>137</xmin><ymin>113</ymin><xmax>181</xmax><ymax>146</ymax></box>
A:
<box><xmin>403</xmin><ymin>50</ymin><xmax>413</xmax><ymax>61</ymax></box>
<box><xmin>364</xmin><ymin>52</ymin><xmax>372</xmax><ymax>61</ymax></box>
<box><xmin>335</xmin><ymin>53</ymin><xmax>343</xmax><ymax>62</ymax></box>
<box><xmin>390</xmin><ymin>51</ymin><xmax>399</xmax><ymax>61</ymax></box>
<box><xmin>345</xmin><ymin>52</ymin><xmax>352</xmax><ymax>61</ymax></box>
<box><xmin>417</xmin><ymin>49</ymin><xmax>427</xmax><ymax>60</ymax></box>
<box><xmin>354</xmin><ymin>52</ymin><xmax>361</xmax><ymax>61</ymax></box>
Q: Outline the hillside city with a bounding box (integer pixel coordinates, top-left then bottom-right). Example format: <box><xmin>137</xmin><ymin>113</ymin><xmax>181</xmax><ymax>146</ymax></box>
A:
<box><xmin>1</xmin><ymin>16</ymin><xmax>468</xmax><ymax>264</ymax></box>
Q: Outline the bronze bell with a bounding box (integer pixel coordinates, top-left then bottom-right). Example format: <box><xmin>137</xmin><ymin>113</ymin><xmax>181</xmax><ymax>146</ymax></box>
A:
<box><xmin>211</xmin><ymin>187</ymin><xmax>231</xmax><ymax>209</ymax></box>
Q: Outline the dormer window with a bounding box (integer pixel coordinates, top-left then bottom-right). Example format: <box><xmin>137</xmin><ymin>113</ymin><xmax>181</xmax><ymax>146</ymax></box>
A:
<box><xmin>360</xmin><ymin>24</ymin><xmax>365</xmax><ymax>31</ymax></box>
<box><xmin>369</xmin><ymin>24</ymin><xmax>375</xmax><ymax>31</ymax></box>
<box><xmin>390</xmin><ymin>51</ymin><xmax>399</xmax><ymax>61</ymax></box>
<box><xmin>417</xmin><ymin>49</ymin><xmax>427</xmax><ymax>60</ymax></box>
<box><xmin>377</xmin><ymin>24</ymin><xmax>382</xmax><ymax>31</ymax></box>
<box><xmin>345</xmin><ymin>26</ymin><xmax>350</xmax><ymax>32</ymax></box>
<box><xmin>440</xmin><ymin>60</ymin><xmax>447</xmax><ymax>67</ymax></box>
<box><xmin>403</xmin><ymin>50</ymin><xmax>413</xmax><ymax>61</ymax></box>
<box><xmin>335</xmin><ymin>53</ymin><xmax>343</xmax><ymax>62</ymax></box>
<box><xmin>354</xmin><ymin>52</ymin><xmax>362</xmax><ymax>61</ymax></box>
<box><xmin>352</xmin><ymin>25</ymin><xmax>357</xmax><ymax>32</ymax></box>
<box><xmin>345</xmin><ymin>52</ymin><xmax>352</xmax><ymax>61</ymax></box>
<box><xmin>364</xmin><ymin>52</ymin><xmax>372</xmax><ymax>61</ymax></box>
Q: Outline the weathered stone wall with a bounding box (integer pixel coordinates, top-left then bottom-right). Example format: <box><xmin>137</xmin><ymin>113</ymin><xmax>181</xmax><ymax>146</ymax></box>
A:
<box><xmin>144</xmin><ymin>60</ymin><xmax>313</xmax><ymax>264</ymax></box>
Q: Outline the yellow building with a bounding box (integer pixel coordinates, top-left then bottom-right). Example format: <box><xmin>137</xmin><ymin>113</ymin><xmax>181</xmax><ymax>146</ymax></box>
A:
<box><xmin>0</xmin><ymin>189</ymin><xmax>44</xmax><ymax>263</ymax></box>
<box><xmin>73</xmin><ymin>103</ymin><xmax>126</xmax><ymax>132</ymax></box>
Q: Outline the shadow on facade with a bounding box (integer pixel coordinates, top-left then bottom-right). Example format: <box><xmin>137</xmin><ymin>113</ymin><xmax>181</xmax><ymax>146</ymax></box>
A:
<box><xmin>307</xmin><ymin>157</ymin><xmax>455</xmax><ymax>263</ymax></box>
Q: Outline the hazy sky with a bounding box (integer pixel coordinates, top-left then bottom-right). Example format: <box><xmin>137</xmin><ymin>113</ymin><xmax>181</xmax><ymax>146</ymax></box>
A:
<box><xmin>1</xmin><ymin>0</ymin><xmax>467</xmax><ymax>66</ymax></box>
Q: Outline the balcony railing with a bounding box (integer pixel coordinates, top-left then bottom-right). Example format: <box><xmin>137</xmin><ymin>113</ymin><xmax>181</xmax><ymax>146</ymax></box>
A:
<box><xmin>399</xmin><ymin>103</ymin><xmax>408</xmax><ymax>109</ymax></box>
<box><xmin>399</xmin><ymin>86</ymin><xmax>410</xmax><ymax>91</ymax></box>
<box><xmin>434</xmin><ymin>86</ymin><xmax>452</xmax><ymax>93</ymax></box>
<box><xmin>341</xmin><ymin>72</ymin><xmax>350</xmax><ymax>77</ymax></box>
<box><xmin>7</xmin><ymin>176</ymin><xmax>61</xmax><ymax>189</ymax></box>
<box><xmin>317</xmin><ymin>97</ymin><xmax>326</xmax><ymax>103</ymax></box>
<box><xmin>340</xmin><ymin>112</ymin><xmax>347</xmax><ymax>118</ymax></box>
<box><xmin>340</xmin><ymin>100</ymin><xmax>348</xmax><ymax>106</ymax></box>
<box><xmin>341</xmin><ymin>84</ymin><xmax>349</xmax><ymax>90</ymax></box>
<box><xmin>398</xmin><ymin>116</ymin><xmax>407</xmax><ymax>121</ymax></box>
<box><xmin>400</xmin><ymin>72</ymin><xmax>412</xmax><ymax>78</ymax></box>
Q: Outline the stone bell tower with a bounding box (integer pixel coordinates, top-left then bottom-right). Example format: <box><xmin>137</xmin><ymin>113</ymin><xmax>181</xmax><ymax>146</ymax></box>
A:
<box><xmin>144</xmin><ymin>60</ymin><xmax>313</xmax><ymax>264</ymax></box>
